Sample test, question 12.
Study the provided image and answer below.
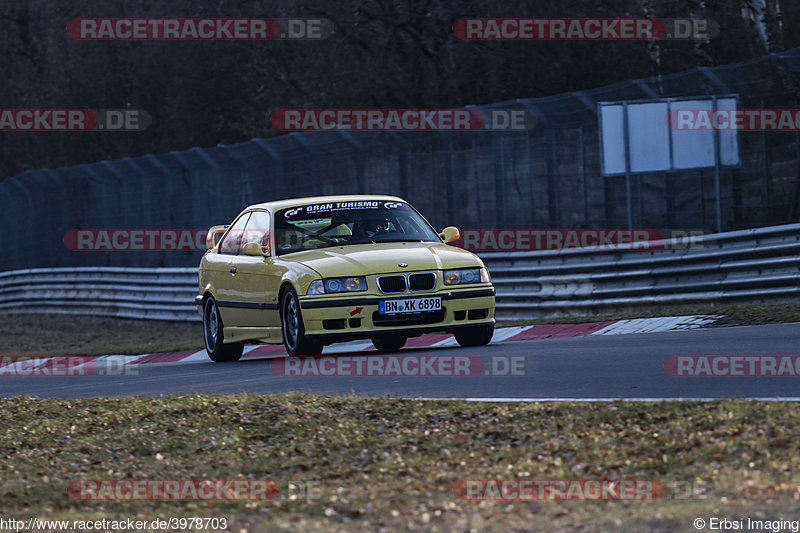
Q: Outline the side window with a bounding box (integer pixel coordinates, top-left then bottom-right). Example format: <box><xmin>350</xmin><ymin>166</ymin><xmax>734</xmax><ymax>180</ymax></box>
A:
<box><xmin>242</xmin><ymin>210</ymin><xmax>271</xmax><ymax>250</ymax></box>
<box><xmin>219</xmin><ymin>213</ymin><xmax>251</xmax><ymax>255</ymax></box>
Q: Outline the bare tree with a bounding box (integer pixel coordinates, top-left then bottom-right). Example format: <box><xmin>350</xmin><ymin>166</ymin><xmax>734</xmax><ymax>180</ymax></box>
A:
<box><xmin>740</xmin><ymin>0</ymin><xmax>783</xmax><ymax>54</ymax></box>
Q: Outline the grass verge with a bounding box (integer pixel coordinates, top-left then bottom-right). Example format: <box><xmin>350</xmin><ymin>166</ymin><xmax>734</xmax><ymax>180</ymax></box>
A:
<box><xmin>0</xmin><ymin>314</ymin><xmax>202</xmax><ymax>356</ymax></box>
<box><xmin>1</xmin><ymin>394</ymin><xmax>798</xmax><ymax>532</ymax></box>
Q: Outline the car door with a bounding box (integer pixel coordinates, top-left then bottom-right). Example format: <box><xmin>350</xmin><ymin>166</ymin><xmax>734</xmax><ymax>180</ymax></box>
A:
<box><xmin>231</xmin><ymin>209</ymin><xmax>283</xmax><ymax>329</ymax></box>
<box><xmin>213</xmin><ymin>211</ymin><xmax>251</xmax><ymax>327</ymax></box>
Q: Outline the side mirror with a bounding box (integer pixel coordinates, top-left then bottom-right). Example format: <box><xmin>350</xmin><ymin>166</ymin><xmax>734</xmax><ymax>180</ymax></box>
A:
<box><xmin>439</xmin><ymin>226</ymin><xmax>460</xmax><ymax>244</ymax></box>
<box><xmin>242</xmin><ymin>241</ymin><xmax>270</xmax><ymax>257</ymax></box>
<box><xmin>205</xmin><ymin>225</ymin><xmax>228</xmax><ymax>250</ymax></box>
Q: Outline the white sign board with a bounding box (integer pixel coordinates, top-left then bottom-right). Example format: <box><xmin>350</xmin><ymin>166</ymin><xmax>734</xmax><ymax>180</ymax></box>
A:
<box><xmin>599</xmin><ymin>96</ymin><xmax>739</xmax><ymax>176</ymax></box>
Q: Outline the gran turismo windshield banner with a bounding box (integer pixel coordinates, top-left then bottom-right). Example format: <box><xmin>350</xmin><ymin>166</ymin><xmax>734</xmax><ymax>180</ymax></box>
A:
<box><xmin>282</xmin><ymin>200</ymin><xmax>406</xmax><ymax>218</ymax></box>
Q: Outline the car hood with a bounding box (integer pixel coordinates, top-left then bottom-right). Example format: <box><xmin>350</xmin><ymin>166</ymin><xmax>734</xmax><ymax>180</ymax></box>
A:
<box><xmin>283</xmin><ymin>242</ymin><xmax>483</xmax><ymax>277</ymax></box>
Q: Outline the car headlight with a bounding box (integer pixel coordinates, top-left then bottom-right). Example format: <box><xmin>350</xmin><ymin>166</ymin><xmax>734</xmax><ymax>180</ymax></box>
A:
<box><xmin>307</xmin><ymin>277</ymin><xmax>368</xmax><ymax>295</ymax></box>
<box><xmin>444</xmin><ymin>268</ymin><xmax>490</xmax><ymax>285</ymax></box>
<box><xmin>307</xmin><ymin>280</ymin><xmax>325</xmax><ymax>295</ymax></box>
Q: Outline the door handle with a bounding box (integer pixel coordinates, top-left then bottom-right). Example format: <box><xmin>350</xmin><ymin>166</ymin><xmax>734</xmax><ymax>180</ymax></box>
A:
<box><xmin>230</xmin><ymin>266</ymin><xmax>237</xmax><ymax>274</ymax></box>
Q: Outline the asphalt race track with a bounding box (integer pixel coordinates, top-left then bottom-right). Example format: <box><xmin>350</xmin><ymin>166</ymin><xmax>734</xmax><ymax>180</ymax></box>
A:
<box><xmin>2</xmin><ymin>323</ymin><xmax>799</xmax><ymax>400</ymax></box>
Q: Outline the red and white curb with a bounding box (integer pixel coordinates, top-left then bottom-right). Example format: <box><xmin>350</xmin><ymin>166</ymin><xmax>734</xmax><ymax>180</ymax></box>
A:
<box><xmin>0</xmin><ymin>315</ymin><xmax>721</xmax><ymax>370</ymax></box>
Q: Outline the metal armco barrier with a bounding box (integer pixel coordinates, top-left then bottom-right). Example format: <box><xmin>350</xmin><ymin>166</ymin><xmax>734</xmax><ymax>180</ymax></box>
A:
<box><xmin>483</xmin><ymin>223</ymin><xmax>800</xmax><ymax>319</ymax></box>
<box><xmin>0</xmin><ymin>267</ymin><xmax>200</xmax><ymax>321</ymax></box>
<box><xmin>0</xmin><ymin>223</ymin><xmax>798</xmax><ymax>321</ymax></box>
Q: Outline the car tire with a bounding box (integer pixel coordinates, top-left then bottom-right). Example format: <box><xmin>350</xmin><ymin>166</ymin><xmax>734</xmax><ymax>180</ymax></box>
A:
<box><xmin>371</xmin><ymin>335</ymin><xmax>407</xmax><ymax>353</ymax></box>
<box><xmin>454</xmin><ymin>324</ymin><xmax>494</xmax><ymax>347</ymax></box>
<box><xmin>203</xmin><ymin>296</ymin><xmax>244</xmax><ymax>362</ymax></box>
<box><xmin>281</xmin><ymin>286</ymin><xmax>323</xmax><ymax>356</ymax></box>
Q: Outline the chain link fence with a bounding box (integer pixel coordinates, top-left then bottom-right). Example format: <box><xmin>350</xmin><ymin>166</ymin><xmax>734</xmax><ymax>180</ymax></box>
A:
<box><xmin>3</xmin><ymin>47</ymin><xmax>800</xmax><ymax>271</ymax></box>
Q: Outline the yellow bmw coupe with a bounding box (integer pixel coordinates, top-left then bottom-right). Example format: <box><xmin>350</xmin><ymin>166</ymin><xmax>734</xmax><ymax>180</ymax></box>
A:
<box><xmin>196</xmin><ymin>195</ymin><xmax>495</xmax><ymax>361</ymax></box>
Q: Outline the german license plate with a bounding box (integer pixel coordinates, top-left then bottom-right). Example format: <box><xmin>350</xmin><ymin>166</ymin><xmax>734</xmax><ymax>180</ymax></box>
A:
<box><xmin>379</xmin><ymin>297</ymin><xmax>441</xmax><ymax>314</ymax></box>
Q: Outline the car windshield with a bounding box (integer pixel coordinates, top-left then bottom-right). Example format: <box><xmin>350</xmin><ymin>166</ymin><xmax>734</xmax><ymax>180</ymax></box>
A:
<box><xmin>274</xmin><ymin>201</ymin><xmax>441</xmax><ymax>255</ymax></box>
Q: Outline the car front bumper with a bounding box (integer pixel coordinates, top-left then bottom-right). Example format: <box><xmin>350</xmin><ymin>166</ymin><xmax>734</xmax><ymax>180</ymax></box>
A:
<box><xmin>297</xmin><ymin>286</ymin><xmax>495</xmax><ymax>342</ymax></box>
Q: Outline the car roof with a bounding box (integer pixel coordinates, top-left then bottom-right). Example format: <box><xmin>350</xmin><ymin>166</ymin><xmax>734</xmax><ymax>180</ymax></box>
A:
<box><xmin>243</xmin><ymin>195</ymin><xmax>407</xmax><ymax>212</ymax></box>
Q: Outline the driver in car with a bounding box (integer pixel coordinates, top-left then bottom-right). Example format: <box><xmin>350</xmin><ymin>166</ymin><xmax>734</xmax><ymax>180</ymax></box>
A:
<box><xmin>357</xmin><ymin>215</ymin><xmax>392</xmax><ymax>238</ymax></box>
